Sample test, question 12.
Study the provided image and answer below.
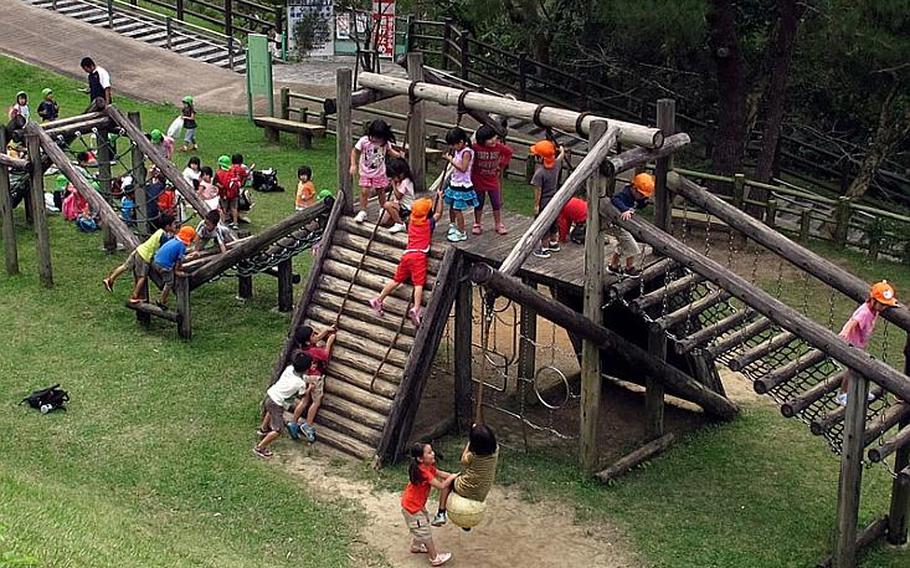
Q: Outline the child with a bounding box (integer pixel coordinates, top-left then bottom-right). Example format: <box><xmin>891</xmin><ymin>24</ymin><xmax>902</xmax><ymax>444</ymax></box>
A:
<box><xmin>215</xmin><ymin>154</ymin><xmax>249</xmax><ymax>229</ymax></box>
<box><xmin>432</xmin><ymin>423</ymin><xmax>499</xmax><ymax>528</ymax></box>
<box><xmin>370</xmin><ymin>197</ymin><xmax>442</xmax><ymax>327</ymax></box>
<box><xmin>8</xmin><ymin>91</ymin><xmax>29</xmax><ymax>121</ymax></box>
<box><xmin>103</xmin><ymin>215</ymin><xmax>177</xmax><ymax>303</ymax></box>
<box><xmin>295</xmin><ymin>165</ymin><xmax>316</xmax><ymax>211</ymax></box>
<box><xmin>37</xmin><ymin>88</ymin><xmax>59</xmax><ymax>122</ymax></box>
<box><xmin>349</xmin><ymin>119</ymin><xmax>402</xmax><ymax>224</ymax></box>
<box><xmin>179</xmin><ymin>95</ymin><xmax>197</xmax><ymax>152</ymax></box>
<box><xmin>144</xmin><ymin>168</ymin><xmax>165</xmax><ymax>227</ymax></box>
<box><xmin>157</xmin><ymin>184</ymin><xmax>178</xmax><ymax>220</ymax></box>
<box><xmin>382</xmin><ymin>157</ymin><xmax>415</xmax><ymax>234</ymax></box>
<box><xmin>149</xmin><ymin>129</ymin><xmax>174</xmax><ymax>160</ymax></box>
<box><xmin>197</xmin><ymin>166</ymin><xmax>220</xmax><ymax>212</ymax></box>
<box><xmin>192</xmin><ymin>209</ymin><xmax>236</xmax><ymax>255</ymax></box>
<box><xmin>61</xmin><ymin>177</ymin><xmax>89</xmax><ymax>221</ymax></box>
<box><xmin>471</xmin><ymin>125</ymin><xmax>513</xmax><ymax>235</ymax></box>
<box><xmin>182</xmin><ymin>156</ymin><xmax>201</xmax><ymax>188</ymax></box>
<box><xmin>606</xmin><ymin>172</ymin><xmax>654</xmax><ymax>278</ymax></box>
<box><xmin>529</xmin><ymin>139</ymin><xmax>566</xmax><ymax>259</ymax></box>
<box><xmin>836</xmin><ymin>281</ymin><xmax>898</xmax><ymax>406</ymax></box>
<box><xmin>556</xmin><ymin>196</ymin><xmax>588</xmax><ymax>243</ymax></box>
<box><xmin>442</xmin><ymin>127</ymin><xmax>478</xmax><ymax>242</ymax></box>
<box><xmin>254</xmin><ymin>352</ymin><xmax>314</xmax><ymax>459</ymax></box>
<box><xmin>151</xmin><ymin>225</ymin><xmax>195</xmax><ymax>307</ymax></box>
<box><xmin>121</xmin><ymin>189</ymin><xmax>135</xmax><ymax>225</ymax></box>
<box><xmin>401</xmin><ymin>442</ymin><xmax>455</xmax><ymax>566</ymax></box>
<box><xmin>288</xmin><ymin>324</ymin><xmax>338</xmax><ymax>443</ymax></box>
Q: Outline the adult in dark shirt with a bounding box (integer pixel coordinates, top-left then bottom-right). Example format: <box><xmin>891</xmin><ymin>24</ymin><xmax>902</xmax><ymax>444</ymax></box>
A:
<box><xmin>80</xmin><ymin>57</ymin><xmax>112</xmax><ymax>110</ymax></box>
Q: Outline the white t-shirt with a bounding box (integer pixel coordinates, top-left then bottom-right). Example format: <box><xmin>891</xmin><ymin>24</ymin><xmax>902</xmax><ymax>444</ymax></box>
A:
<box><xmin>182</xmin><ymin>167</ymin><xmax>201</xmax><ymax>186</ymax></box>
<box><xmin>395</xmin><ymin>178</ymin><xmax>415</xmax><ymax>209</ymax></box>
<box><xmin>96</xmin><ymin>66</ymin><xmax>111</xmax><ymax>90</ymax></box>
<box><xmin>267</xmin><ymin>365</ymin><xmax>307</xmax><ymax>405</ymax></box>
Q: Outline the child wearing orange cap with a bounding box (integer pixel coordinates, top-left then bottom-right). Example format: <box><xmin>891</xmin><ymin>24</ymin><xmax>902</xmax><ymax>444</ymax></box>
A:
<box><xmin>606</xmin><ymin>172</ymin><xmax>654</xmax><ymax>278</ymax></box>
<box><xmin>836</xmin><ymin>280</ymin><xmax>899</xmax><ymax>406</ymax></box>
<box><xmin>529</xmin><ymin>139</ymin><xmax>566</xmax><ymax>258</ymax></box>
<box><xmin>152</xmin><ymin>225</ymin><xmax>196</xmax><ymax>307</ymax></box>
<box><xmin>370</xmin><ymin>196</ymin><xmax>443</xmax><ymax>327</ymax></box>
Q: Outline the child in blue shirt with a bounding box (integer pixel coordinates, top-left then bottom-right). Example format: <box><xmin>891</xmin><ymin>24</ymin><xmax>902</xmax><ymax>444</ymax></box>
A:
<box><xmin>152</xmin><ymin>225</ymin><xmax>195</xmax><ymax>307</ymax></box>
<box><xmin>121</xmin><ymin>190</ymin><xmax>135</xmax><ymax>225</ymax></box>
<box><xmin>607</xmin><ymin>173</ymin><xmax>654</xmax><ymax>278</ymax></box>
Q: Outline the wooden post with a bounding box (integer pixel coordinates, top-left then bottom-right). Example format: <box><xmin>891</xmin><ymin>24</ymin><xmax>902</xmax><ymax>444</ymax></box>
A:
<box><xmin>238</xmin><ymin>275</ymin><xmax>253</xmax><ymax>299</ymax></box>
<box><xmin>646</xmin><ymin>328</ymin><xmax>667</xmax><ymax>439</ymax></box>
<box><xmin>25</xmin><ymin>132</ymin><xmax>52</xmax><ymax>288</ymax></box>
<box><xmin>97</xmin><ymin>132</ymin><xmax>117</xmax><ymax>254</ymax></box>
<box><xmin>175</xmin><ymin>0</ymin><xmax>184</xmax><ymax>20</ymax></box>
<box><xmin>834</xmin><ymin>196</ymin><xmax>851</xmax><ymax>249</ymax></box>
<box><xmin>441</xmin><ymin>19</ymin><xmax>452</xmax><ymax>71</ymax></box>
<box><xmin>280</xmin><ymin>87</ymin><xmax>290</xmax><ymax>120</ymax></box>
<box><xmin>653</xmin><ymin>99</ymin><xmax>675</xmax><ymax>232</ymax></box>
<box><xmin>407</xmin><ymin>53</ymin><xmax>427</xmax><ymax>193</ymax></box>
<box><xmin>833</xmin><ymin>373</ymin><xmax>869</xmax><ymax>568</ymax></box>
<box><xmin>799</xmin><ymin>210</ymin><xmax>811</xmax><ymax>243</ymax></box>
<box><xmin>277</xmin><ymin>258</ymin><xmax>293</xmax><ymax>312</ymax></box>
<box><xmin>223</xmin><ymin>0</ymin><xmax>233</xmax><ymax>37</ymax></box>
<box><xmin>127</xmin><ymin>111</ymin><xmax>148</xmax><ymax>235</ymax></box>
<box><xmin>518</xmin><ymin>279</ymin><xmax>537</xmax><ymax>407</ymax></box>
<box><xmin>175</xmin><ymin>275</ymin><xmax>191</xmax><ymax>340</ymax></box>
<box><xmin>732</xmin><ymin>173</ymin><xmax>746</xmax><ymax>210</ymax></box>
<box><xmin>336</xmin><ymin>69</ymin><xmax>354</xmax><ymax>215</ymax></box>
<box><xmin>458</xmin><ymin>32</ymin><xmax>469</xmax><ymax>79</ymax></box>
<box><xmin>888</xmin><ymin>336</ymin><xmax>910</xmax><ymax>545</ymax></box>
<box><xmin>135</xmin><ymin>277</ymin><xmax>150</xmax><ymax>325</ymax></box>
<box><xmin>765</xmin><ymin>199</ymin><xmax>778</xmax><ymax>230</ymax></box>
<box><xmin>580</xmin><ymin>120</ymin><xmax>608</xmax><ymax>473</ymax></box>
<box><xmin>0</xmin><ymin>131</ymin><xmax>19</xmax><ymax>276</ymax></box>
<box><xmin>454</xmin><ymin>276</ymin><xmax>473</xmax><ymax>433</ymax></box>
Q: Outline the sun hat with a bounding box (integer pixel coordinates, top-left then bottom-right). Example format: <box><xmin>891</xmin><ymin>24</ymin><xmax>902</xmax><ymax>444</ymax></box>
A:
<box><xmin>529</xmin><ymin>140</ymin><xmax>557</xmax><ymax>169</ymax></box>
<box><xmin>870</xmin><ymin>280</ymin><xmax>898</xmax><ymax>307</ymax></box>
<box><xmin>632</xmin><ymin>173</ymin><xmax>656</xmax><ymax>198</ymax></box>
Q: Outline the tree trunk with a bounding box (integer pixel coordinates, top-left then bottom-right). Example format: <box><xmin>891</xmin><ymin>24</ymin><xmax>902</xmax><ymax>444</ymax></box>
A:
<box><xmin>707</xmin><ymin>0</ymin><xmax>747</xmax><ymax>183</ymax></box>
<box><xmin>845</xmin><ymin>78</ymin><xmax>910</xmax><ymax>199</ymax></box>
<box><xmin>755</xmin><ymin>0</ymin><xmax>803</xmax><ymax>184</ymax></box>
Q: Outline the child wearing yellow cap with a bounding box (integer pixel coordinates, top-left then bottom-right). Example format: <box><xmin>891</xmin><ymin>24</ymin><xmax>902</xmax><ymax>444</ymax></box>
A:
<box><xmin>606</xmin><ymin>172</ymin><xmax>654</xmax><ymax>278</ymax></box>
<box><xmin>836</xmin><ymin>281</ymin><xmax>899</xmax><ymax>406</ymax></box>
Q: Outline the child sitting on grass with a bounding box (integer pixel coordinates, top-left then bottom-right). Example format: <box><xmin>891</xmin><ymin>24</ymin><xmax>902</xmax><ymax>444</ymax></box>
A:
<box><xmin>288</xmin><ymin>324</ymin><xmax>338</xmax><ymax>443</ymax></box>
<box><xmin>836</xmin><ymin>281</ymin><xmax>899</xmax><ymax>406</ymax></box>
<box><xmin>103</xmin><ymin>214</ymin><xmax>176</xmax><ymax>303</ymax></box>
<box><xmin>370</xmin><ymin>198</ymin><xmax>442</xmax><ymax>327</ymax></box>
<box><xmin>471</xmin><ymin>125</ymin><xmax>513</xmax><ymax>236</ymax></box>
<box><xmin>431</xmin><ymin>423</ymin><xmax>499</xmax><ymax>528</ymax></box>
<box><xmin>151</xmin><ymin>225</ymin><xmax>195</xmax><ymax>308</ymax></box>
<box><xmin>382</xmin><ymin>157</ymin><xmax>415</xmax><ymax>234</ymax></box>
<box><xmin>401</xmin><ymin>442</ymin><xmax>456</xmax><ymax>566</ymax></box>
<box><xmin>191</xmin><ymin>209</ymin><xmax>236</xmax><ymax>255</ymax></box>
<box><xmin>295</xmin><ymin>165</ymin><xmax>316</xmax><ymax>211</ymax></box>
<box><xmin>442</xmin><ymin>127</ymin><xmax>478</xmax><ymax>243</ymax></box>
<box><xmin>350</xmin><ymin>119</ymin><xmax>402</xmax><ymax>224</ymax></box>
<box><xmin>254</xmin><ymin>352</ymin><xmax>313</xmax><ymax>459</ymax></box>
<box><xmin>606</xmin><ymin>172</ymin><xmax>654</xmax><ymax>279</ymax></box>
<box><xmin>529</xmin><ymin>139</ymin><xmax>566</xmax><ymax>259</ymax></box>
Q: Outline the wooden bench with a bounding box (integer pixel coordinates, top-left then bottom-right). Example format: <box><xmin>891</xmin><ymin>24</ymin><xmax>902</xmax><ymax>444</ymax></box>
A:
<box><xmin>252</xmin><ymin>116</ymin><xmax>326</xmax><ymax>149</ymax></box>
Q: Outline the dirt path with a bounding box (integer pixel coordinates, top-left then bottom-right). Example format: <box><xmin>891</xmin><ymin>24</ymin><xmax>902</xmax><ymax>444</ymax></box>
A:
<box><xmin>280</xmin><ymin>452</ymin><xmax>640</xmax><ymax>568</ymax></box>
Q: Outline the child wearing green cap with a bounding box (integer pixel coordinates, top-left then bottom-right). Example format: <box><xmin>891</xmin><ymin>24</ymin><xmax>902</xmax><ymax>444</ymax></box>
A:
<box><xmin>37</xmin><ymin>89</ymin><xmax>58</xmax><ymax>122</ymax></box>
<box><xmin>180</xmin><ymin>96</ymin><xmax>197</xmax><ymax>152</ymax></box>
<box><xmin>149</xmin><ymin>129</ymin><xmax>174</xmax><ymax>160</ymax></box>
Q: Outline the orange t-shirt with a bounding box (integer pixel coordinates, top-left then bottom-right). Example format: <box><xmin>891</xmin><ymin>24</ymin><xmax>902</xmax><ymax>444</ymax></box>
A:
<box><xmin>296</xmin><ymin>180</ymin><xmax>316</xmax><ymax>208</ymax></box>
<box><xmin>400</xmin><ymin>463</ymin><xmax>437</xmax><ymax>514</ymax></box>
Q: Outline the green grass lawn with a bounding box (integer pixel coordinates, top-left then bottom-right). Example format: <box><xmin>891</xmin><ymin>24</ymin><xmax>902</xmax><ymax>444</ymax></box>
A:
<box><xmin>2</xmin><ymin>54</ymin><xmax>910</xmax><ymax>567</ymax></box>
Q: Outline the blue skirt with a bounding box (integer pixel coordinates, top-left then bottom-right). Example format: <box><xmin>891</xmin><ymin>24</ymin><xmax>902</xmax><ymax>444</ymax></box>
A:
<box><xmin>444</xmin><ymin>185</ymin><xmax>480</xmax><ymax>211</ymax></box>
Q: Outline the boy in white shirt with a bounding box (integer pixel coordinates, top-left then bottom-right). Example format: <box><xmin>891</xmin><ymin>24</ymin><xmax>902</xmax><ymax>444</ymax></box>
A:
<box><xmin>253</xmin><ymin>352</ymin><xmax>312</xmax><ymax>459</ymax></box>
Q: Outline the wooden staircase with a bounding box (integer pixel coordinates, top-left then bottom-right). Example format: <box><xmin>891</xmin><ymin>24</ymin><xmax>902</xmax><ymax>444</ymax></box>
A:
<box><xmin>272</xmin><ymin>201</ymin><xmax>456</xmax><ymax>462</ymax></box>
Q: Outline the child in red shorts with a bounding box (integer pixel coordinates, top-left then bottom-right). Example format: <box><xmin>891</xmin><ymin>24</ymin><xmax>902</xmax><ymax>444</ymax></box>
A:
<box><xmin>370</xmin><ymin>197</ymin><xmax>442</xmax><ymax>327</ymax></box>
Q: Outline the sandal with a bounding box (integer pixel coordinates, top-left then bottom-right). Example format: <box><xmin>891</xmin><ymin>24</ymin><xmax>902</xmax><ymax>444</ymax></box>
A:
<box><xmin>431</xmin><ymin>552</ymin><xmax>452</xmax><ymax>566</ymax></box>
<box><xmin>495</xmin><ymin>223</ymin><xmax>508</xmax><ymax>235</ymax></box>
<box><xmin>102</xmin><ymin>278</ymin><xmax>113</xmax><ymax>293</ymax></box>
<box><xmin>128</xmin><ymin>297</ymin><xmax>143</xmax><ymax>305</ymax></box>
<box><xmin>410</xmin><ymin>544</ymin><xmax>428</xmax><ymax>554</ymax></box>
<box><xmin>472</xmin><ymin>223</ymin><xmax>483</xmax><ymax>235</ymax></box>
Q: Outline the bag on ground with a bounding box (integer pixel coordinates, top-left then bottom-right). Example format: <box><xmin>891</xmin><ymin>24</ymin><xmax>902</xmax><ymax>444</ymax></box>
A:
<box><xmin>20</xmin><ymin>384</ymin><xmax>69</xmax><ymax>413</ymax></box>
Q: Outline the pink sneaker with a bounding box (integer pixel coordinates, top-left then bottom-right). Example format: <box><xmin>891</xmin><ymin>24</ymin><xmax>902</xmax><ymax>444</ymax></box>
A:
<box><xmin>408</xmin><ymin>307</ymin><xmax>422</xmax><ymax>327</ymax></box>
<box><xmin>369</xmin><ymin>297</ymin><xmax>384</xmax><ymax>316</ymax></box>
<box><xmin>472</xmin><ymin>223</ymin><xmax>483</xmax><ymax>235</ymax></box>
<box><xmin>495</xmin><ymin>223</ymin><xmax>508</xmax><ymax>235</ymax></box>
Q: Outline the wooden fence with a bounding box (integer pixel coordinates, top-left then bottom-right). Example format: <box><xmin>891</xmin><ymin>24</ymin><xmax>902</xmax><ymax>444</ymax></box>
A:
<box><xmin>127</xmin><ymin>0</ymin><xmax>282</xmax><ymax>41</ymax></box>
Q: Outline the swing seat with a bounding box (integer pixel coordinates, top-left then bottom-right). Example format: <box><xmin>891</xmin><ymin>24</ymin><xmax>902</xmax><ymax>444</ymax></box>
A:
<box><xmin>447</xmin><ymin>492</ymin><xmax>486</xmax><ymax>529</ymax></box>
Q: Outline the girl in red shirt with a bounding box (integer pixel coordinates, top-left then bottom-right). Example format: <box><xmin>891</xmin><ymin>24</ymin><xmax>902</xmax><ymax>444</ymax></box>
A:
<box><xmin>401</xmin><ymin>442</ymin><xmax>456</xmax><ymax>566</ymax></box>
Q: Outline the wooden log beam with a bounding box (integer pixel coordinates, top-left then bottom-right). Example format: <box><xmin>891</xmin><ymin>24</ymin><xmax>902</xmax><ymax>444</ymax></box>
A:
<box><xmin>728</xmin><ymin>330</ymin><xmax>796</xmax><ymax>372</ymax></box>
<box><xmin>0</xmin><ymin>153</ymin><xmax>27</xmax><ymax>170</ymax></box>
<box><xmin>675</xmin><ymin>309</ymin><xmax>756</xmax><ymax>355</ymax></box>
<box><xmin>323</xmin><ymin>87</ymin><xmax>397</xmax><ymax>115</ymax></box>
<box><xmin>890</xmin><ymin>413</ymin><xmax>910</xmax><ymax>544</ymax></box>
<box><xmin>817</xmin><ymin>517</ymin><xmax>888</xmax><ymax>568</ymax></box>
<box><xmin>27</xmin><ymin>122</ymin><xmax>139</xmax><ymax>250</ymax></box>
<box><xmin>0</xmin><ymin>130</ymin><xmax>19</xmax><ymax>276</ymax></box>
<box><xmin>105</xmin><ymin>105</ymin><xmax>209</xmax><ymax>216</ymax></box>
<box><xmin>454</xmin><ymin>275</ymin><xmax>474</xmax><ymax>433</ymax></box>
<box><xmin>44</xmin><ymin>117</ymin><xmax>112</xmax><ymax>138</ymax></box>
<box><xmin>630</xmin><ymin>272</ymin><xmax>704</xmax><ymax>314</ymax></box>
<box><xmin>667</xmin><ymin>172</ymin><xmax>910</xmax><ymax>332</ymax></box>
<box><xmin>25</xmin><ymin>131</ymin><xmax>53</xmax><ymax>288</ymax></box>
<box><xmin>595</xmin><ymin>433</ymin><xmax>675</xmax><ymax>483</ymax></box>
<box><xmin>755</xmin><ymin>349</ymin><xmax>827</xmax><ymax>394</ymax></box>
<box><xmin>868</xmin><ymin>423</ymin><xmax>910</xmax><ymax>463</ymax></box>
<box><xmin>407</xmin><ymin>53</ymin><xmax>427</xmax><ymax>193</ymax></box>
<box><xmin>650</xmin><ymin>289</ymin><xmax>731</xmax><ymax>332</ymax></box>
<box><xmin>863</xmin><ymin>402</ymin><xmax>910</xmax><ymax>447</ymax></box>
<box><xmin>608</xmin><ymin>258</ymin><xmax>677</xmax><ymax>301</ymax></box>
<box><xmin>188</xmin><ymin>201</ymin><xmax>330</xmax><ymax>289</ymax></box>
<box><xmin>470</xmin><ymin>263</ymin><xmax>739</xmax><ymax>420</ymax></box>
<box><xmin>124</xmin><ymin>300</ymin><xmax>180</xmax><ymax>322</ymax></box>
<box><xmin>833</xmin><ymin>373</ymin><xmax>870</xmax><ymax>568</ymax></box>
<box><xmin>781</xmin><ymin>370</ymin><xmax>845</xmax><ymax>418</ymax></box>
<box><xmin>601</xmin><ymin>199</ymin><xmax>910</xmax><ymax>404</ymax></box>
<box><xmin>336</xmin><ymin>69</ymin><xmax>354</xmax><ymax>215</ymax></box>
<box><xmin>499</xmin><ymin>126</ymin><xmax>619</xmax><ymax>277</ymax></box>
<box><xmin>704</xmin><ymin>317</ymin><xmax>773</xmax><ymax>360</ymax></box>
<box><xmin>357</xmin><ymin>72</ymin><xmax>665</xmax><ymax>148</ymax></box>
<box><xmin>601</xmin><ymin>133</ymin><xmax>691</xmax><ymax>177</ymax></box>
<box><xmin>40</xmin><ymin>112</ymin><xmax>106</xmax><ymax>131</ymax></box>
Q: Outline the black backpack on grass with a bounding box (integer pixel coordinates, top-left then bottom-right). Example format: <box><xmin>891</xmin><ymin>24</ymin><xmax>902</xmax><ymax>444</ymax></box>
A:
<box><xmin>20</xmin><ymin>384</ymin><xmax>69</xmax><ymax>413</ymax></box>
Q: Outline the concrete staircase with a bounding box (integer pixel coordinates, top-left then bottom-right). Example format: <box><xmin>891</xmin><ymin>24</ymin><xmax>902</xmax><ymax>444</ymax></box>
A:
<box><xmin>25</xmin><ymin>0</ymin><xmax>246</xmax><ymax>73</ymax></box>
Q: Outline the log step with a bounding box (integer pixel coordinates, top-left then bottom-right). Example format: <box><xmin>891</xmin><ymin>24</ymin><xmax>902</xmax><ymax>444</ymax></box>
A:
<box><xmin>608</xmin><ymin>257</ymin><xmax>678</xmax><ymax>300</ymax></box>
<box><xmin>326</xmin><ymin>358</ymin><xmax>400</xmax><ymax>399</ymax></box>
<box><xmin>651</xmin><ymin>289</ymin><xmax>731</xmax><ymax>331</ymax></box>
<box><xmin>630</xmin><ymin>272</ymin><xmax>705</xmax><ymax>314</ymax></box>
<box><xmin>323</xmin><ymin>376</ymin><xmax>393</xmax><ymax>415</ymax></box>
<box><xmin>316</xmin><ymin>408</ymin><xmax>382</xmax><ymax>446</ymax></box>
<box><xmin>704</xmin><ymin>317</ymin><xmax>773</xmax><ymax>359</ymax></box>
<box><xmin>326</xmin><ymin>246</ymin><xmax>414</xmax><ymax>283</ymax></box>
<box><xmin>321</xmin><ymin>394</ymin><xmax>387</xmax><ymax>431</ymax></box>
<box><xmin>311</xmin><ymin>288</ymin><xmax>418</xmax><ymax>337</ymax></box>
<box><xmin>780</xmin><ymin>370</ymin><xmax>845</xmax><ymax>418</ymax></box>
<box><xmin>330</xmin><ymin>346</ymin><xmax>403</xmax><ymax>386</ymax></box>
<box><xmin>312</xmin><ymin>424</ymin><xmax>376</xmax><ymax>460</ymax></box>
<box><xmin>329</xmin><ymin>332</ymin><xmax>409</xmax><ymax>368</ymax></box>
<box><xmin>322</xmin><ymin>258</ymin><xmax>436</xmax><ymax>296</ymax></box>
<box><xmin>863</xmin><ymin>402</ymin><xmax>910</xmax><ymax>448</ymax></box>
<box><xmin>319</xmin><ymin>272</ymin><xmax>419</xmax><ymax>311</ymax></box>
<box><xmin>728</xmin><ymin>330</ymin><xmax>796</xmax><ymax>372</ymax></box>
<box><xmin>305</xmin><ymin>305</ymin><xmax>414</xmax><ymax>350</ymax></box>
<box><xmin>754</xmin><ymin>349</ymin><xmax>827</xmax><ymax>394</ymax></box>
<box><xmin>337</xmin><ymin>217</ymin><xmax>446</xmax><ymax>260</ymax></box>
<box><xmin>334</xmin><ymin>230</ymin><xmax>443</xmax><ymax>273</ymax></box>
<box><xmin>675</xmin><ymin>309</ymin><xmax>756</xmax><ymax>355</ymax></box>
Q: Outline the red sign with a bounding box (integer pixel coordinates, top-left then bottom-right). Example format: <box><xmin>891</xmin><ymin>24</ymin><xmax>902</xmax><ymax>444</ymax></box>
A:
<box><xmin>371</xmin><ymin>0</ymin><xmax>396</xmax><ymax>57</ymax></box>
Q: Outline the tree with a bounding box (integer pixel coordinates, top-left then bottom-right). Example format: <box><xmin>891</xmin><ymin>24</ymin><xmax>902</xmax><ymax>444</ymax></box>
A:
<box><xmin>706</xmin><ymin>0</ymin><xmax>747</xmax><ymax>179</ymax></box>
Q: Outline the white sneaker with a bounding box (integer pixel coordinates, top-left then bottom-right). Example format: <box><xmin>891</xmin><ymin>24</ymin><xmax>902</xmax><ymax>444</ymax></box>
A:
<box><xmin>835</xmin><ymin>392</ymin><xmax>847</xmax><ymax>406</ymax></box>
<box><xmin>354</xmin><ymin>210</ymin><xmax>367</xmax><ymax>223</ymax></box>
<box><xmin>388</xmin><ymin>222</ymin><xmax>406</xmax><ymax>234</ymax></box>
<box><xmin>447</xmin><ymin>223</ymin><xmax>457</xmax><ymax>236</ymax></box>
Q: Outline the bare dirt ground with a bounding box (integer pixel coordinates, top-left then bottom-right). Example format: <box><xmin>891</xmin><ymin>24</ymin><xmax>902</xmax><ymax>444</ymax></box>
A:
<box><xmin>279</xmin><ymin>451</ymin><xmax>640</xmax><ymax>568</ymax></box>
